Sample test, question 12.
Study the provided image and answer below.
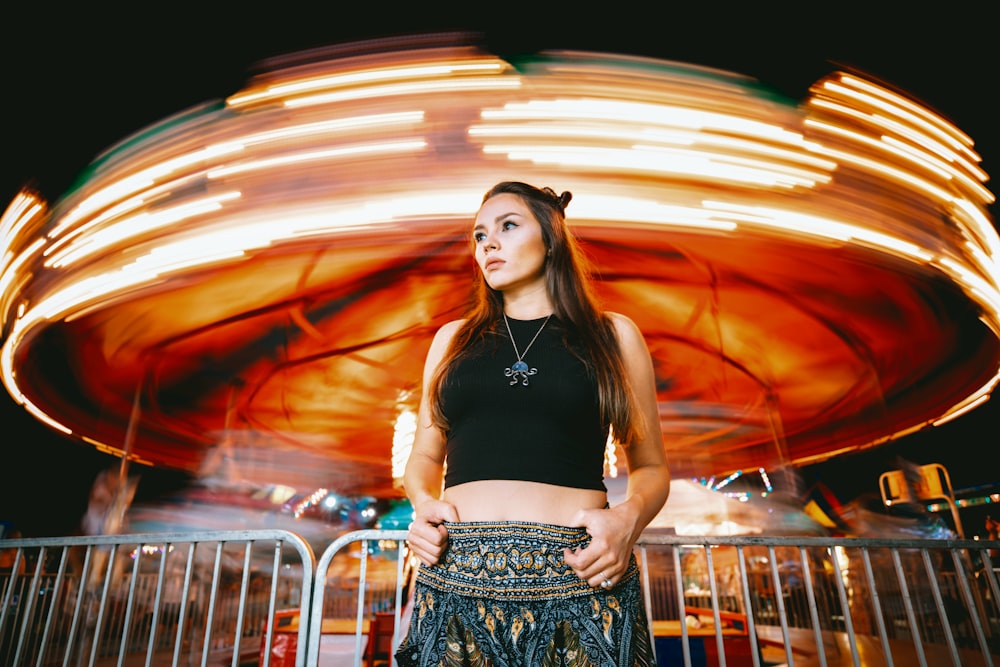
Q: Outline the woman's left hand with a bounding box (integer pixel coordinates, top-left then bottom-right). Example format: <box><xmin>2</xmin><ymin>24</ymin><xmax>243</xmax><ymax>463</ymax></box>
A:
<box><xmin>562</xmin><ymin>314</ymin><xmax>671</xmax><ymax>589</ymax></box>
<box><xmin>563</xmin><ymin>506</ymin><xmax>636</xmax><ymax>589</ymax></box>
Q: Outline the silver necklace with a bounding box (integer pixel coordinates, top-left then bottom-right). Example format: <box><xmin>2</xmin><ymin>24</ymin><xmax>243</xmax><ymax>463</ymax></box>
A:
<box><xmin>503</xmin><ymin>313</ymin><xmax>552</xmax><ymax>386</ymax></box>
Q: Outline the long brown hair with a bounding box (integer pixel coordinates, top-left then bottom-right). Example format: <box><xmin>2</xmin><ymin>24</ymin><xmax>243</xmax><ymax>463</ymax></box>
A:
<box><xmin>428</xmin><ymin>181</ymin><xmax>644</xmax><ymax>446</ymax></box>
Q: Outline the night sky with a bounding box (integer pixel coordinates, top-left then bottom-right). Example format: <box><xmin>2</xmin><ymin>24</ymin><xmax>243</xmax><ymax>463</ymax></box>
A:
<box><xmin>1</xmin><ymin>3</ymin><xmax>997</xmax><ymax>537</ymax></box>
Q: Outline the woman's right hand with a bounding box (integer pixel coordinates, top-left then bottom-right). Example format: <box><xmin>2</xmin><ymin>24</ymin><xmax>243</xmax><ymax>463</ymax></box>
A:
<box><xmin>407</xmin><ymin>499</ymin><xmax>459</xmax><ymax>566</ymax></box>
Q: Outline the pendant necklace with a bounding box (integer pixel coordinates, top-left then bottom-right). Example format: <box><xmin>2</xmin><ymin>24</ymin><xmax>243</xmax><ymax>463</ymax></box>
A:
<box><xmin>503</xmin><ymin>313</ymin><xmax>552</xmax><ymax>386</ymax></box>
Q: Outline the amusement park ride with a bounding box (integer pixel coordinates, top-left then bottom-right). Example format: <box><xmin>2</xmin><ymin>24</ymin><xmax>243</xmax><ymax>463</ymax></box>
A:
<box><xmin>1</xmin><ymin>33</ymin><xmax>997</xmax><ymax>531</ymax></box>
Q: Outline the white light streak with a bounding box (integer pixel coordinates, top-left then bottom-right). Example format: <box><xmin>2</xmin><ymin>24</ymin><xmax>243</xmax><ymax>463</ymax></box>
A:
<box><xmin>207</xmin><ymin>140</ymin><xmax>427</xmax><ymax>179</ymax></box>
<box><xmin>284</xmin><ymin>77</ymin><xmax>522</xmax><ymax>109</ymax></box>
<box><xmin>228</xmin><ymin>60</ymin><xmax>510</xmax><ymax>107</ymax></box>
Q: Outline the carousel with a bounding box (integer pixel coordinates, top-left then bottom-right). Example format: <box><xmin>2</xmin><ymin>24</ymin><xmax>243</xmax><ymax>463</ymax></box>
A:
<box><xmin>1</xmin><ymin>33</ymin><xmax>997</xmax><ymax>526</ymax></box>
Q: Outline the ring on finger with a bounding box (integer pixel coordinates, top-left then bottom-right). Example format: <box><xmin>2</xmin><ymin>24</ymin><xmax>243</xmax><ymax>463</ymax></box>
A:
<box><xmin>600</xmin><ymin>571</ymin><xmax>614</xmax><ymax>589</ymax></box>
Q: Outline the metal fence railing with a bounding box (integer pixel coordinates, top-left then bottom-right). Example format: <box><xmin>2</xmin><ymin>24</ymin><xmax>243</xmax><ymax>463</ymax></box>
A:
<box><xmin>1</xmin><ymin>530</ymin><xmax>314</xmax><ymax>667</ymax></box>
<box><xmin>306</xmin><ymin>532</ymin><xmax>1000</xmax><ymax>667</ymax></box>
<box><xmin>4</xmin><ymin>529</ymin><xmax>1000</xmax><ymax>666</ymax></box>
<box><xmin>632</xmin><ymin>534</ymin><xmax>1000</xmax><ymax>667</ymax></box>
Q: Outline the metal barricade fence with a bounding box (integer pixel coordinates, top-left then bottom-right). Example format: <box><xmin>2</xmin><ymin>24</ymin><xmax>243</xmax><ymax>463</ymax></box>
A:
<box><xmin>306</xmin><ymin>530</ymin><xmax>410</xmax><ymax>667</ymax></box>
<box><xmin>307</xmin><ymin>531</ymin><xmax>1000</xmax><ymax>667</ymax></box>
<box><xmin>633</xmin><ymin>534</ymin><xmax>1000</xmax><ymax>667</ymax></box>
<box><xmin>0</xmin><ymin>530</ymin><xmax>313</xmax><ymax>667</ymax></box>
<box><xmin>4</xmin><ymin>530</ymin><xmax>1000</xmax><ymax>666</ymax></box>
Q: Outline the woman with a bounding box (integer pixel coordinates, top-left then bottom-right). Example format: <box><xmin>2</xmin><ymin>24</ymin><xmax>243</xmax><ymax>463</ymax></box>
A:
<box><xmin>396</xmin><ymin>181</ymin><xmax>670</xmax><ymax>666</ymax></box>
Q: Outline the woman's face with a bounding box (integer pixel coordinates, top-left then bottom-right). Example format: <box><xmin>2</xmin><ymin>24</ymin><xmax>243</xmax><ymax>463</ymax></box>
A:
<box><xmin>473</xmin><ymin>193</ymin><xmax>548</xmax><ymax>294</ymax></box>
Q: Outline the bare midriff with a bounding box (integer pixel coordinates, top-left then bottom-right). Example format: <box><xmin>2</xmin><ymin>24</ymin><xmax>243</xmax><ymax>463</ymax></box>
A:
<box><xmin>443</xmin><ymin>480</ymin><xmax>608</xmax><ymax>524</ymax></box>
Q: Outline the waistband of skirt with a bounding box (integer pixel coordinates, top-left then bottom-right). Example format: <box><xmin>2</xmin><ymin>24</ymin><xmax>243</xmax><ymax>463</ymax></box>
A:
<box><xmin>440</xmin><ymin>520</ymin><xmax>592</xmax><ymax>548</ymax></box>
<box><xmin>415</xmin><ymin>520</ymin><xmax>637</xmax><ymax>600</ymax></box>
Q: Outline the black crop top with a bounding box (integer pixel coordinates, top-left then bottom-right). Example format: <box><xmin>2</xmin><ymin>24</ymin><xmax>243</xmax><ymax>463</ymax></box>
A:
<box><xmin>440</xmin><ymin>316</ymin><xmax>609</xmax><ymax>491</ymax></box>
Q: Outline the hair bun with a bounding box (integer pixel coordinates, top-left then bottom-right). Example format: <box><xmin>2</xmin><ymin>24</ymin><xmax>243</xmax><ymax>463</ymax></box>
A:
<box><xmin>558</xmin><ymin>190</ymin><xmax>572</xmax><ymax>211</ymax></box>
<box><xmin>541</xmin><ymin>186</ymin><xmax>572</xmax><ymax>213</ymax></box>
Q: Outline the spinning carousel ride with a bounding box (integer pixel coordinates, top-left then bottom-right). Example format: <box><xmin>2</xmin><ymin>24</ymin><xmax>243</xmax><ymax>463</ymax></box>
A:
<box><xmin>1</xmin><ymin>33</ymin><xmax>997</xmax><ymax>500</ymax></box>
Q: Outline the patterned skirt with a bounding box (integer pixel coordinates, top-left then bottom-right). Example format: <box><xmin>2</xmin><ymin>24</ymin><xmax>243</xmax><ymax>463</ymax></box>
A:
<box><xmin>394</xmin><ymin>521</ymin><xmax>654</xmax><ymax>667</ymax></box>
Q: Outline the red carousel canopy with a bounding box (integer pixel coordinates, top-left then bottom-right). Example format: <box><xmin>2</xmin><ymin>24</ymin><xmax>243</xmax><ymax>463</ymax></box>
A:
<box><xmin>2</xmin><ymin>35</ymin><xmax>997</xmax><ymax>498</ymax></box>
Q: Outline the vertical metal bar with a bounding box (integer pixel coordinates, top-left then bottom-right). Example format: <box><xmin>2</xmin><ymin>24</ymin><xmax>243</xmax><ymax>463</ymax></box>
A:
<box><xmin>200</xmin><ymin>540</ymin><xmax>225</xmax><ymax>667</ymax></box>
<box><xmin>304</xmin><ymin>536</ymin><xmax>335</xmax><ymax>667</ymax></box>
<box><xmin>859</xmin><ymin>546</ymin><xmax>893</xmax><ymax>661</ymax></box>
<box><xmin>827</xmin><ymin>545</ymin><xmax>858</xmax><ymax>667</ymax></box>
<box><xmin>890</xmin><ymin>548</ymin><xmax>928</xmax><ymax>667</ymax></box>
<box><xmin>639</xmin><ymin>543</ymin><xmax>657</xmax><ymax>666</ymax></box>
<box><xmin>146</xmin><ymin>542</ymin><xmax>169</xmax><ymax>667</ymax></box>
<box><xmin>88</xmin><ymin>542</ymin><xmax>119</xmax><ymax>666</ymax></box>
<box><xmin>228</xmin><ymin>541</ymin><xmax>254</xmax><ymax>667</ymax></box>
<box><xmin>34</xmin><ymin>545</ymin><xmax>68</xmax><ymax>667</ymax></box>
<box><xmin>391</xmin><ymin>538</ymin><xmax>407</xmax><ymax>667</ymax></box>
<box><xmin>172</xmin><ymin>541</ymin><xmax>198</xmax><ymax>667</ymax></box>
<box><xmin>704</xmin><ymin>545</ymin><xmax>727</xmax><ymax>667</ymax></box>
<box><xmin>295</xmin><ymin>536</ymin><xmax>314</xmax><ymax>667</ymax></box>
<box><xmin>919</xmin><ymin>547</ymin><xmax>961</xmax><ymax>665</ymax></box>
<box><xmin>150</xmin><ymin>543</ymin><xmax>170</xmax><ymax>665</ymax></box>
<box><xmin>115</xmin><ymin>542</ymin><xmax>143</xmax><ymax>665</ymax></box>
<box><xmin>672</xmin><ymin>545</ymin><xmax>692</xmax><ymax>667</ymax></box>
<box><xmin>0</xmin><ymin>546</ymin><xmax>22</xmax><ymax>651</ymax></box>
<box><xmin>734</xmin><ymin>545</ymin><xmax>761</xmax><ymax>667</ymax></box>
<box><xmin>353</xmin><ymin>539</ymin><xmax>371</xmax><ymax>667</ymax></box>
<box><xmin>259</xmin><ymin>540</ymin><xmax>282</xmax><ymax>667</ymax></box>
<box><xmin>766</xmin><ymin>545</ymin><xmax>796</xmax><ymax>667</ymax></box>
<box><xmin>797</xmin><ymin>545</ymin><xmax>825</xmax><ymax>667</ymax></box>
<box><xmin>61</xmin><ymin>543</ymin><xmax>93</xmax><ymax>667</ymax></box>
<box><xmin>12</xmin><ymin>545</ymin><xmax>42</xmax><ymax>667</ymax></box>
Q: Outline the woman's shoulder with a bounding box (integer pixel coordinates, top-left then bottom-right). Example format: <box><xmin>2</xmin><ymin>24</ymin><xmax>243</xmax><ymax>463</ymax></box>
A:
<box><xmin>604</xmin><ymin>311</ymin><xmax>647</xmax><ymax>347</ymax></box>
<box><xmin>421</xmin><ymin>319</ymin><xmax>469</xmax><ymax>374</ymax></box>
<box><xmin>427</xmin><ymin>318</ymin><xmax>467</xmax><ymax>351</ymax></box>
<box><xmin>605</xmin><ymin>311</ymin><xmax>639</xmax><ymax>333</ymax></box>
<box><xmin>435</xmin><ymin>318</ymin><xmax>467</xmax><ymax>338</ymax></box>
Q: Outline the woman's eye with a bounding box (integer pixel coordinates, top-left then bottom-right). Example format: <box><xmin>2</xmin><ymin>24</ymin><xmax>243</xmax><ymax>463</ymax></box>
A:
<box><xmin>473</xmin><ymin>232</ymin><xmax>485</xmax><ymax>243</ymax></box>
<box><xmin>502</xmin><ymin>220</ymin><xmax>517</xmax><ymax>231</ymax></box>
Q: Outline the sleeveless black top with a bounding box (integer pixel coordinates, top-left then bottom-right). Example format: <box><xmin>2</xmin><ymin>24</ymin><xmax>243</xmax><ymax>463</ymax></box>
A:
<box><xmin>440</xmin><ymin>316</ymin><xmax>608</xmax><ymax>491</ymax></box>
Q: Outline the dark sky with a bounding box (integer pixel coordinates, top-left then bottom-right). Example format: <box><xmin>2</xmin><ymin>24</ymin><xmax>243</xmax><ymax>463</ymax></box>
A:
<box><xmin>1</xmin><ymin>3</ymin><xmax>997</xmax><ymax>537</ymax></box>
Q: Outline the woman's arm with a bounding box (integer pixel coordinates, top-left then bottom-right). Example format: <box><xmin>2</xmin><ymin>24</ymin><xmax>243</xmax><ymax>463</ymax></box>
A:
<box><xmin>611</xmin><ymin>311</ymin><xmax>672</xmax><ymax>539</ymax></box>
<box><xmin>402</xmin><ymin>320</ymin><xmax>462</xmax><ymax>566</ymax></box>
<box><xmin>565</xmin><ymin>312</ymin><xmax>671</xmax><ymax>587</ymax></box>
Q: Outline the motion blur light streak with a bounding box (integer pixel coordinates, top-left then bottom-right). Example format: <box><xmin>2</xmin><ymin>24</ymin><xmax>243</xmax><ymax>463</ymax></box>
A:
<box><xmin>205</xmin><ymin>139</ymin><xmax>429</xmax><ymax>178</ymax></box>
<box><xmin>817</xmin><ymin>76</ymin><xmax>986</xmax><ymax>179</ymax></box>
<box><xmin>47</xmin><ymin>192</ymin><xmax>242</xmax><ymax>269</ymax></box>
<box><xmin>228</xmin><ymin>57</ymin><xmax>516</xmax><ymax>109</ymax></box>
<box><xmin>0</xmin><ymin>35</ymin><xmax>997</xmax><ymax>497</ymax></box>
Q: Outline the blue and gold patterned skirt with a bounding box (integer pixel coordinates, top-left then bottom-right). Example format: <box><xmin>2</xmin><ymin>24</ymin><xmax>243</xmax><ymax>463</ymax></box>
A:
<box><xmin>394</xmin><ymin>521</ymin><xmax>654</xmax><ymax>667</ymax></box>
